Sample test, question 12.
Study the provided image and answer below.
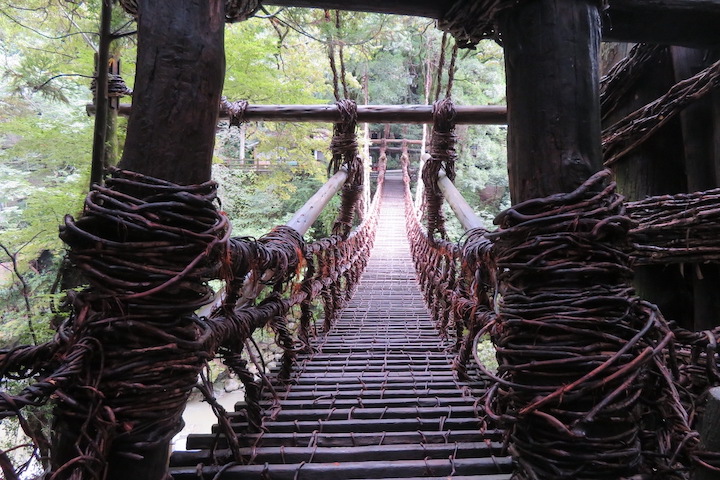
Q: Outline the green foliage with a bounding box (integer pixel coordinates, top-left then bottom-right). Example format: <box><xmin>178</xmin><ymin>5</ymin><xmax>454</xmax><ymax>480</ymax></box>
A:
<box><xmin>0</xmin><ymin>1</ymin><xmax>96</xmax><ymax>100</ymax></box>
<box><xmin>0</xmin><ymin>99</ymin><xmax>90</xmax><ymax>258</ymax></box>
<box><xmin>476</xmin><ymin>334</ymin><xmax>499</xmax><ymax>373</ymax></box>
<box><xmin>213</xmin><ymin>162</ymin><xmax>336</xmax><ymax>240</ymax></box>
<box><xmin>0</xmin><ymin>76</ymin><xmax>91</xmax><ymax>349</ymax></box>
<box><xmin>223</xmin><ymin>18</ymin><xmax>328</xmax><ymax>103</ymax></box>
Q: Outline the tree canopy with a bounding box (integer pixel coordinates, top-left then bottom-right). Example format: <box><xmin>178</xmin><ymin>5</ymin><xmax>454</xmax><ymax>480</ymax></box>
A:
<box><xmin>0</xmin><ymin>1</ymin><xmax>507</xmax><ymax>344</ymax></box>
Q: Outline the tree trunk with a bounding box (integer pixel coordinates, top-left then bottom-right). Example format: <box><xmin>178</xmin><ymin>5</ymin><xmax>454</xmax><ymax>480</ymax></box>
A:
<box><xmin>117</xmin><ymin>0</ymin><xmax>225</xmax><ymax>185</ymax></box>
<box><xmin>498</xmin><ymin>0</ymin><xmax>601</xmax><ymax>203</ymax></box>
<box><xmin>89</xmin><ymin>0</ymin><xmax>112</xmax><ymax>188</ymax></box>
<box><xmin>52</xmin><ymin>2</ymin><xmax>226</xmax><ymax>479</ymax></box>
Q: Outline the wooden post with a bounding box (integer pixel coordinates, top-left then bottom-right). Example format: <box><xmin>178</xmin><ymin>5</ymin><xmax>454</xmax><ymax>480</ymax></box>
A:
<box><xmin>494</xmin><ymin>1</ymin><xmax>642</xmax><ymax>478</ymax></box>
<box><xmin>239</xmin><ymin>123</ymin><xmax>247</xmax><ymax>161</ymax></box>
<box><xmin>53</xmin><ymin>1</ymin><xmax>226</xmax><ymax>480</ymax></box>
<box><xmin>105</xmin><ymin>56</ymin><xmax>121</xmax><ymax>168</ymax></box>
<box><xmin>117</xmin><ymin>0</ymin><xmax>225</xmax><ymax>185</ymax></box>
<box><xmin>498</xmin><ymin>0</ymin><xmax>602</xmax><ymax>203</ymax></box>
<box><xmin>671</xmin><ymin>47</ymin><xmax>720</xmax><ymax>332</ymax></box>
<box><xmin>696</xmin><ymin>387</ymin><xmax>720</xmax><ymax>480</ymax></box>
<box><xmin>109</xmin><ymin>0</ymin><xmax>224</xmax><ymax>476</ymax></box>
<box><xmin>89</xmin><ymin>0</ymin><xmax>112</xmax><ymax>188</ymax></box>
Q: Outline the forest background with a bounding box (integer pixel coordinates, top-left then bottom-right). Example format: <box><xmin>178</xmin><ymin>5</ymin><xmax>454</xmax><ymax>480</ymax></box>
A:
<box><xmin>0</xmin><ymin>1</ymin><xmax>507</xmax><ymax>365</ymax></box>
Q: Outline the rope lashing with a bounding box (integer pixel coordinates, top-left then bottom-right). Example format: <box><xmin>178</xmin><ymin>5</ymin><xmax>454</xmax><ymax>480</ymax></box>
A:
<box><xmin>225</xmin><ymin>0</ymin><xmax>261</xmax><ymax>23</ymax></box>
<box><xmin>327</xmin><ymin>11</ymin><xmax>350</xmax><ymax>102</ymax></box>
<box><xmin>453</xmin><ymin>227</ymin><xmax>494</xmax><ymax>380</ymax></box>
<box><xmin>329</xmin><ymin>100</ymin><xmax>363</xmax><ymax>238</ymax></box>
<box><xmin>434</xmin><ymin>34</ymin><xmax>460</xmax><ymax>103</ymax></box>
<box><xmin>422</xmin><ymin>97</ymin><xmax>458</xmax><ymax>240</ymax></box>
<box><xmin>117</xmin><ymin>0</ymin><xmax>137</xmax><ymax>17</ymax></box>
<box><xmin>484</xmin><ymin>169</ymin><xmax>688</xmax><ymax>479</ymax></box>
<box><xmin>600</xmin><ymin>43</ymin><xmax>665</xmax><ymax>121</ymax></box>
<box><xmin>403</xmin><ymin>155</ymin><xmax>459</xmax><ymax>341</ymax></box>
<box><xmin>434</xmin><ymin>33</ymin><xmax>449</xmax><ymax>102</ymax></box>
<box><xmin>221</xmin><ymin>97</ymin><xmax>249</xmax><ymax>128</ymax></box>
<box><xmin>18</xmin><ymin>168</ymin><xmax>230</xmax><ymax>479</ymax></box>
<box><xmin>603</xmin><ymin>56</ymin><xmax>720</xmax><ymax>166</ymax></box>
<box><xmin>91</xmin><ymin>74</ymin><xmax>133</xmax><ymax>98</ymax></box>
<box><xmin>438</xmin><ymin>0</ymin><xmax>522</xmax><ymax>48</ymax></box>
<box><xmin>627</xmin><ymin>187</ymin><xmax>720</xmax><ymax>265</ymax></box>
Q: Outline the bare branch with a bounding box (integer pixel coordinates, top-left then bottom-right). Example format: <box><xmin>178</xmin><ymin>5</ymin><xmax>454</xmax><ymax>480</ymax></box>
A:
<box><xmin>32</xmin><ymin>73</ymin><xmax>95</xmax><ymax>93</ymax></box>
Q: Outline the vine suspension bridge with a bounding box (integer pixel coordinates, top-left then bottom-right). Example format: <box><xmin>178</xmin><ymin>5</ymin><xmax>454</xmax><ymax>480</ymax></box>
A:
<box><xmin>169</xmin><ymin>170</ymin><xmax>513</xmax><ymax>479</ymax></box>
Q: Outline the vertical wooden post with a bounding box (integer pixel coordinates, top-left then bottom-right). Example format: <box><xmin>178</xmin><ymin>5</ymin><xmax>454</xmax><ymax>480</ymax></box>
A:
<box><xmin>105</xmin><ymin>56</ymin><xmax>121</xmax><ymax>168</ymax></box>
<box><xmin>498</xmin><ymin>0</ymin><xmax>602</xmax><ymax>203</ymax></box>
<box><xmin>239</xmin><ymin>123</ymin><xmax>247</xmax><ymax>161</ymax></box>
<box><xmin>494</xmin><ymin>2</ymin><xmax>645</xmax><ymax>478</ymax></box>
<box><xmin>117</xmin><ymin>0</ymin><xmax>225</xmax><ymax>185</ymax></box>
<box><xmin>89</xmin><ymin>0</ymin><xmax>113</xmax><ymax>188</ymax></box>
<box><xmin>672</xmin><ymin>47</ymin><xmax>720</xmax><ymax>332</ymax></box>
<box><xmin>53</xmin><ymin>1</ymin><xmax>226</xmax><ymax>479</ymax></box>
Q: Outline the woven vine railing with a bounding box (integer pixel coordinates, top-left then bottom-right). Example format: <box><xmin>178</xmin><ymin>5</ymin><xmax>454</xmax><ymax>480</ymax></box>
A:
<box><xmin>404</xmin><ymin>152</ymin><xmax>720</xmax><ymax>477</ymax></box>
<box><xmin>0</xmin><ymin>138</ymin><xmax>381</xmax><ymax>479</ymax></box>
<box><xmin>403</xmin><ymin>155</ymin><xmax>495</xmax><ymax>385</ymax></box>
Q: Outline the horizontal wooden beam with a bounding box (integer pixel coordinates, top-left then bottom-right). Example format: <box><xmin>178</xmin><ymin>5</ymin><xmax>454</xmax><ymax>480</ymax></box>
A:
<box><xmin>90</xmin><ymin>103</ymin><xmax>508</xmax><ymax>125</ymax></box>
<box><xmin>263</xmin><ymin>0</ymin><xmax>720</xmax><ymax>47</ymax></box>
<box><xmin>370</xmin><ymin>138</ymin><xmax>424</xmax><ymax>144</ymax></box>
<box><xmin>262</xmin><ymin>0</ymin><xmax>442</xmax><ymax>17</ymax></box>
<box><xmin>604</xmin><ymin>0</ymin><xmax>720</xmax><ymax>47</ymax></box>
<box><xmin>369</xmin><ymin>146</ymin><xmax>422</xmax><ymax>153</ymax></box>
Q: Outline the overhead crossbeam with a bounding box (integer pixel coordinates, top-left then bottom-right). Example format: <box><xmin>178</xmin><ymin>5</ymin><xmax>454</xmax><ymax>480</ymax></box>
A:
<box><xmin>264</xmin><ymin>0</ymin><xmax>720</xmax><ymax>47</ymax></box>
<box><xmin>90</xmin><ymin>103</ymin><xmax>508</xmax><ymax>125</ymax></box>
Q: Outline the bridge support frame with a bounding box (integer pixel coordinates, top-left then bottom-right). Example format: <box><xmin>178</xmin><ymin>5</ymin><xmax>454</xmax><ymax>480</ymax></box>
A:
<box><xmin>498</xmin><ymin>0</ymin><xmax>602</xmax><ymax>203</ymax></box>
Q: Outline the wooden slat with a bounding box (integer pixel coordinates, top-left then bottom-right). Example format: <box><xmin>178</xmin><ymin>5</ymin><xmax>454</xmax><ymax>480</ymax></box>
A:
<box><xmin>172</xmin><ymin>441</ymin><xmax>506</xmax><ymax>466</ymax></box>
<box><xmin>171</xmin><ymin>457</ymin><xmax>511</xmax><ymax>480</ymax></box>
<box><xmin>185</xmin><ymin>429</ymin><xmax>505</xmax><ymax>449</ymax></box>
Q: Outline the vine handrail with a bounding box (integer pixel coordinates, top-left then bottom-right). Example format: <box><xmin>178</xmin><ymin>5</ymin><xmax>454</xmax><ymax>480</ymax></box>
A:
<box><xmin>0</xmin><ymin>151</ymin><xmax>384</xmax><ymax>478</ymax></box>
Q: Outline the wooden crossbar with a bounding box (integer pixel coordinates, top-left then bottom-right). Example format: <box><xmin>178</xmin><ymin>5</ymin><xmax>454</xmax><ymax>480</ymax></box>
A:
<box><xmin>89</xmin><ymin>103</ymin><xmax>508</xmax><ymax>125</ymax></box>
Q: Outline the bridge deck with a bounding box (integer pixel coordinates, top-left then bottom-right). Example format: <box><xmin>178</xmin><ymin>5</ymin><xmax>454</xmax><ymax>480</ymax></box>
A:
<box><xmin>169</xmin><ymin>172</ymin><xmax>512</xmax><ymax>479</ymax></box>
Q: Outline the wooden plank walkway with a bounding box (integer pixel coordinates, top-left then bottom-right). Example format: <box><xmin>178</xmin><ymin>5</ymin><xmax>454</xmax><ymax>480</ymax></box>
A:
<box><xmin>169</xmin><ymin>171</ymin><xmax>512</xmax><ymax>479</ymax></box>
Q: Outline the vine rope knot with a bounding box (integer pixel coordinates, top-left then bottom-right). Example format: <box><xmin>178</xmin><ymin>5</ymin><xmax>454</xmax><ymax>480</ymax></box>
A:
<box><xmin>423</xmin><ymin>97</ymin><xmax>457</xmax><ymax>240</ymax></box>
<box><xmin>485</xmin><ymin>169</ymin><xmax>681</xmax><ymax>479</ymax></box>
<box><xmin>329</xmin><ymin>99</ymin><xmax>363</xmax><ymax>238</ymax></box>
<box><xmin>44</xmin><ymin>168</ymin><xmax>229</xmax><ymax>477</ymax></box>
